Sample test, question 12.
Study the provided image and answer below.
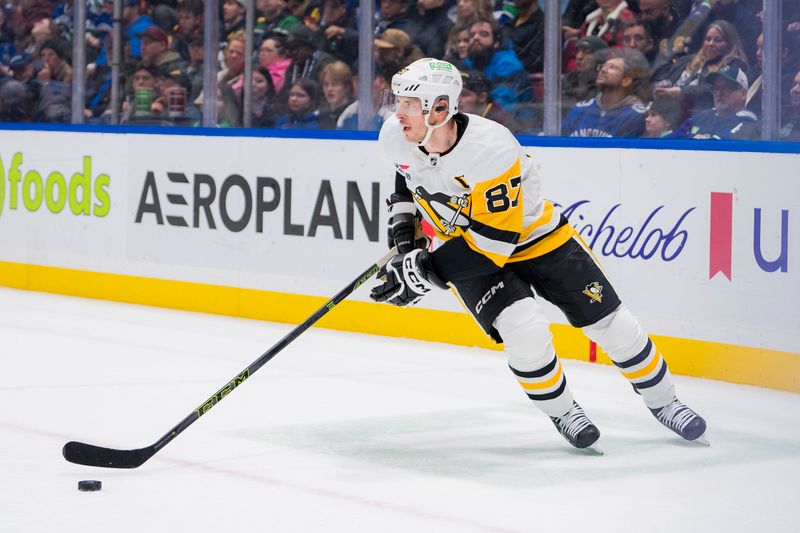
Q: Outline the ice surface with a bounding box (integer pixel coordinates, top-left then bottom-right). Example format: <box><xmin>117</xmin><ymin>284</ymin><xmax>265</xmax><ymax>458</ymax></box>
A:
<box><xmin>1</xmin><ymin>287</ymin><xmax>798</xmax><ymax>532</ymax></box>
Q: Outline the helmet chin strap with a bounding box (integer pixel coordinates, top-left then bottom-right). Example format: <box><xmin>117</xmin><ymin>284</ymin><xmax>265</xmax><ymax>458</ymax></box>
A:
<box><xmin>415</xmin><ymin>111</ymin><xmax>451</xmax><ymax>147</ymax></box>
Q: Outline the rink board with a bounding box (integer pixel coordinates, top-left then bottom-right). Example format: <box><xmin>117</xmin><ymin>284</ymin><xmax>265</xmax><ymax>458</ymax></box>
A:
<box><xmin>0</xmin><ymin>128</ymin><xmax>797</xmax><ymax>392</ymax></box>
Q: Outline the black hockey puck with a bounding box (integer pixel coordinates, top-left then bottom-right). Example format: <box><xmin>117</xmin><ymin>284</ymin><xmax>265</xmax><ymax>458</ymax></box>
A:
<box><xmin>78</xmin><ymin>480</ymin><xmax>102</xmax><ymax>492</ymax></box>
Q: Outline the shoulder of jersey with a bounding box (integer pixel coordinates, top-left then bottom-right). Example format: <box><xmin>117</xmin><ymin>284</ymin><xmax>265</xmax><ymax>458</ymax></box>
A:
<box><xmin>576</xmin><ymin>98</ymin><xmax>596</xmax><ymax>108</ymax></box>
<box><xmin>458</xmin><ymin>114</ymin><xmax>520</xmax><ymax>177</ymax></box>
<box><xmin>632</xmin><ymin>102</ymin><xmax>648</xmax><ymax>114</ymax></box>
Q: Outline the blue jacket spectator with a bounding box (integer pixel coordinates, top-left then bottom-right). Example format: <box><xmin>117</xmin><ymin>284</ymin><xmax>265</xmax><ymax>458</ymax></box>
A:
<box><xmin>562</xmin><ymin>48</ymin><xmax>650</xmax><ymax>137</ymax></box>
<box><xmin>463</xmin><ymin>19</ymin><xmax>531</xmax><ymax>109</ymax></box>
<box><xmin>276</xmin><ymin>78</ymin><xmax>322</xmax><ymax>129</ymax></box>
<box><xmin>671</xmin><ymin>65</ymin><xmax>759</xmax><ymax>140</ymax></box>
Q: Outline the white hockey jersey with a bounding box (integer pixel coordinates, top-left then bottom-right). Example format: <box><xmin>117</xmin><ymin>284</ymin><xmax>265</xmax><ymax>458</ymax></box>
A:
<box><xmin>378</xmin><ymin>113</ymin><xmax>574</xmax><ymax>267</ymax></box>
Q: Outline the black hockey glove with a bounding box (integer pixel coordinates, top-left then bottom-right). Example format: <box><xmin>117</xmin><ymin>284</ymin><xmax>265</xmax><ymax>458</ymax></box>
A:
<box><xmin>370</xmin><ymin>249</ymin><xmax>448</xmax><ymax>307</ymax></box>
<box><xmin>387</xmin><ymin>193</ymin><xmax>420</xmax><ymax>254</ymax></box>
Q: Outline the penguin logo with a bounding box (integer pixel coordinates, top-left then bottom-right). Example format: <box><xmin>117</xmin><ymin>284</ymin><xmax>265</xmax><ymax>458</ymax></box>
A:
<box><xmin>582</xmin><ymin>282</ymin><xmax>603</xmax><ymax>304</ymax></box>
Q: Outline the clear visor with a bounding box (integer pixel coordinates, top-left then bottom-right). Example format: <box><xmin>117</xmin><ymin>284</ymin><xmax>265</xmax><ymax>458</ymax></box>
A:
<box><xmin>381</xmin><ymin>91</ymin><xmax>425</xmax><ymax>116</ymax></box>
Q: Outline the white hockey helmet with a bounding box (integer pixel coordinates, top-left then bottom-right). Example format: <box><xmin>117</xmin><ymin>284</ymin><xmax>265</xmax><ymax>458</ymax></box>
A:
<box><xmin>391</xmin><ymin>58</ymin><xmax>462</xmax><ymax>144</ymax></box>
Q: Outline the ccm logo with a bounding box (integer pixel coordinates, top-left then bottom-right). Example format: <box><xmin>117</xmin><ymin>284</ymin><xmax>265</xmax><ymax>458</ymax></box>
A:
<box><xmin>404</xmin><ymin>256</ymin><xmax>431</xmax><ymax>293</ymax></box>
<box><xmin>475</xmin><ymin>282</ymin><xmax>505</xmax><ymax>315</ymax></box>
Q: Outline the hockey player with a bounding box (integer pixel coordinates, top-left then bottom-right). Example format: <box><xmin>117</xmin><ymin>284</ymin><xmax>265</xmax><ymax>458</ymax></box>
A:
<box><xmin>370</xmin><ymin>57</ymin><xmax>708</xmax><ymax>452</ymax></box>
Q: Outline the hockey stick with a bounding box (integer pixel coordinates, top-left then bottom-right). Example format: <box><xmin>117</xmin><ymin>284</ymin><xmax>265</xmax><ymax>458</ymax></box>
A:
<box><xmin>62</xmin><ymin>246</ymin><xmax>398</xmax><ymax>469</ymax></box>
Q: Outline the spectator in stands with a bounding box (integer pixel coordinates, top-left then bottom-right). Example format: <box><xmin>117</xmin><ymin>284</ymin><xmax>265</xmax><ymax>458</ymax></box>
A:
<box><xmin>562</xmin><ymin>35</ymin><xmax>608</xmax><ymax>109</ymax></box>
<box><xmin>782</xmin><ymin>68</ymin><xmax>800</xmax><ymax>141</ymax></box>
<box><xmin>216</xmin><ymin>82</ymin><xmax>243</xmax><ymax>127</ymax></box>
<box><xmin>172</xmin><ymin>0</ymin><xmax>203</xmax><ymax>62</ymax></box>
<box><xmin>222</xmin><ymin>0</ymin><xmax>247</xmax><ymax>42</ymax></box>
<box><xmin>443</xmin><ymin>23</ymin><xmax>471</xmax><ymax>68</ymax></box>
<box><xmin>318</xmin><ymin>60</ymin><xmax>353</xmax><ymax>129</ymax></box>
<box><xmin>463</xmin><ymin>18</ymin><xmax>531</xmax><ymax>110</ymax></box>
<box><xmin>248</xmin><ymin>64</ymin><xmax>279</xmax><ymax>127</ymax></box>
<box><xmin>150</xmin><ymin>70</ymin><xmax>200</xmax><ymax>124</ymax></box>
<box><xmin>509</xmin><ymin>0</ymin><xmax>544</xmax><ymax>73</ymax></box>
<box><xmin>120</xmin><ymin>63</ymin><xmax>158</xmax><ymax>123</ymax></box>
<box><xmin>276</xmin><ymin>78</ymin><xmax>321</xmax><ymax>128</ymax></box>
<box><xmin>448</xmin><ymin>0</ymin><xmax>493</xmax><ymax>28</ymax></box>
<box><xmin>38</xmin><ymin>40</ymin><xmax>71</xmax><ymax>85</ymax></box>
<box><xmin>255</xmin><ymin>0</ymin><xmax>301</xmax><ymax>40</ymax></box>
<box><xmin>318</xmin><ymin>0</ymin><xmax>358</xmax><ymax>65</ymax></box>
<box><xmin>672</xmin><ymin>64</ymin><xmax>759</xmax><ymax>140</ymax></box>
<box><xmin>373</xmin><ymin>29</ymin><xmax>424</xmax><ymax>74</ymax></box>
<box><xmin>0</xmin><ymin>79</ymin><xmax>33</xmax><ymax>121</ymax></box>
<box><xmin>284</xmin><ymin>24</ymin><xmax>334</xmax><ymax>86</ymax></box>
<box><xmin>458</xmin><ymin>69</ymin><xmax>510</xmax><ymax>124</ymax></box>
<box><xmin>621</xmin><ymin>18</ymin><xmax>656</xmax><ymax>66</ymax></box>
<box><xmin>336</xmin><ymin>65</ymin><xmax>394</xmax><ymax>130</ymax></box>
<box><xmin>138</xmin><ymin>26</ymin><xmax>187</xmax><ymax>77</ymax></box>
<box><xmin>565</xmin><ymin>0</ymin><xmax>636</xmax><ymax>48</ymax></box>
<box><xmin>258</xmin><ymin>33</ymin><xmax>292</xmax><ymax>94</ymax></box>
<box><xmin>746</xmin><ymin>30</ymin><xmax>798</xmax><ymax>117</ymax></box>
<box><xmin>562</xmin><ymin>47</ymin><xmax>649</xmax><ymax>137</ymax></box>
<box><xmin>27</xmin><ymin>16</ymin><xmax>60</xmax><ymax>57</ymax></box>
<box><xmin>220</xmin><ymin>30</ymin><xmax>246</xmax><ymax>97</ymax></box>
<box><xmin>642</xmin><ymin>98</ymin><xmax>682</xmax><ymax>137</ymax></box>
<box><xmin>375</xmin><ymin>0</ymin><xmax>420</xmax><ymax>40</ymax></box>
<box><xmin>186</xmin><ymin>34</ymin><xmax>204</xmax><ymax>101</ymax></box>
<box><xmin>652</xmin><ymin>20</ymin><xmax>748</xmax><ymax>117</ymax></box>
<box><xmin>124</xmin><ymin>0</ymin><xmax>156</xmax><ymax>60</ymax></box>
<box><xmin>8</xmin><ymin>52</ymin><xmax>36</xmax><ymax>83</ymax></box>
<box><xmin>415</xmin><ymin>0</ymin><xmax>453</xmax><ymax>59</ymax></box>
<box><xmin>637</xmin><ymin>0</ymin><xmax>681</xmax><ymax>59</ymax></box>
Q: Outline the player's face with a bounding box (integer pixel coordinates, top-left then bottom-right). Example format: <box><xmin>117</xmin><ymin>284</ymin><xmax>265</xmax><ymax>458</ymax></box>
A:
<box><xmin>394</xmin><ymin>96</ymin><xmax>427</xmax><ymax>142</ymax></box>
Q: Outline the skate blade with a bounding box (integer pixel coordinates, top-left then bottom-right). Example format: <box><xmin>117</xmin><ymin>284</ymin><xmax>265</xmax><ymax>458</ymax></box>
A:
<box><xmin>581</xmin><ymin>443</ymin><xmax>605</xmax><ymax>456</ymax></box>
<box><xmin>692</xmin><ymin>433</ymin><xmax>711</xmax><ymax>446</ymax></box>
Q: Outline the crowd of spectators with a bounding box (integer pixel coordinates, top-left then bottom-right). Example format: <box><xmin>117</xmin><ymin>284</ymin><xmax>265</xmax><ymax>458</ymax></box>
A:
<box><xmin>0</xmin><ymin>0</ymin><xmax>798</xmax><ymax>140</ymax></box>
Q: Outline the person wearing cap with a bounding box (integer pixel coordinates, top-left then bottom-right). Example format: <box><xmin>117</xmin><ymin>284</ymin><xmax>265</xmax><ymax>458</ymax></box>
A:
<box><xmin>651</xmin><ymin>20</ymin><xmax>749</xmax><ymax>117</ymax></box>
<box><xmin>562</xmin><ymin>35</ymin><xmax>608</xmax><ymax>107</ymax></box>
<box><xmin>151</xmin><ymin>68</ymin><xmax>201</xmax><ymax>124</ymax></box>
<box><xmin>642</xmin><ymin>98</ymin><xmax>682</xmax><ymax>137</ymax></box>
<box><xmin>671</xmin><ymin>64</ymin><xmax>759</xmax><ymax>140</ymax></box>
<box><xmin>8</xmin><ymin>53</ymin><xmax>37</xmax><ymax>84</ymax></box>
<box><xmin>373</xmin><ymin>29</ymin><xmax>424</xmax><ymax>73</ymax></box>
<box><xmin>285</xmin><ymin>24</ymin><xmax>333</xmax><ymax>85</ymax></box>
<box><xmin>562</xmin><ymin>47</ymin><xmax>649</xmax><ymax>137</ymax></box>
<box><xmin>222</xmin><ymin>0</ymin><xmax>247</xmax><ymax>41</ymax></box>
<box><xmin>457</xmin><ymin>70</ymin><xmax>509</xmax><ymax>126</ymax></box>
<box><xmin>414</xmin><ymin>0</ymin><xmax>453</xmax><ymax>60</ymax></box>
<box><xmin>138</xmin><ymin>26</ymin><xmax>187</xmax><ymax>78</ymax></box>
<box><xmin>38</xmin><ymin>40</ymin><xmax>72</xmax><ymax>85</ymax></box>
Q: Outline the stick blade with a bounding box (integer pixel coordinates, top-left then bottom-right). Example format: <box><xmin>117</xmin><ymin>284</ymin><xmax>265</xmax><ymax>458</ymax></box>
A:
<box><xmin>63</xmin><ymin>441</ymin><xmax>154</xmax><ymax>469</ymax></box>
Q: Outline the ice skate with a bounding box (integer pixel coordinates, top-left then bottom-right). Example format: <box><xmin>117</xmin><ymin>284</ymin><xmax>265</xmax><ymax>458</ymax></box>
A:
<box><xmin>650</xmin><ymin>397</ymin><xmax>709</xmax><ymax>445</ymax></box>
<box><xmin>550</xmin><ymin>402</ymin><xmax>602</xmax><ymax>454</ymax></box>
